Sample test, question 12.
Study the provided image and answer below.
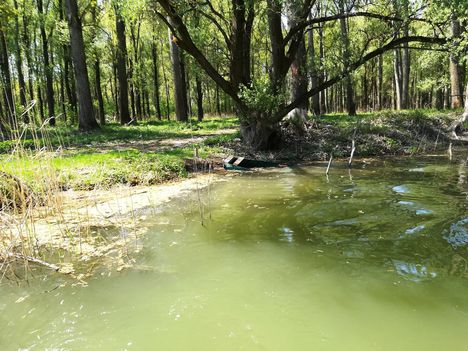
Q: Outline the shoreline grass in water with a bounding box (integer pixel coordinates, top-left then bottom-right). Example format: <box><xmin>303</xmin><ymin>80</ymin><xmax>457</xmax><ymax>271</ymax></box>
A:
<box><xmin>0</xmin><ymin>117</ymin><xmax>235</xmax><ymax>280</ymax></box>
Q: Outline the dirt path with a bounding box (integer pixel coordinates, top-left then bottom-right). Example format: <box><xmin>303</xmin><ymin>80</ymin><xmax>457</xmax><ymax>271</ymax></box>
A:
<box><xmin>97</xmin><ymin>128</ymin><xmax>237</xmax><ymax>152</ymax></box>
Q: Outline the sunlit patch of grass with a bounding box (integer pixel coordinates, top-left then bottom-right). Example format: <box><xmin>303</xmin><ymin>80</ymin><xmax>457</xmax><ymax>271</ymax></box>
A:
<box><xmin>0</xmin><ymin>116</ymin><xmax>239</xmax><ymax>154</ymax></box>
<box><xmin>0</xmin><ymin>145</ymin><xmax>225</xmax><ymax>193</ymax></box>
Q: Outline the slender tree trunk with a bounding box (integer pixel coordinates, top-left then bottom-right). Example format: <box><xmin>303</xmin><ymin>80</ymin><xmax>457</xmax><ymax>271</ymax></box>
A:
<box><xmin>0</xmin><ymin>90</ymin><xmax>5</xmax><ymax>135</ymax></box>
<box><xmin>151</xmin><ymin>38</ymin><xmax>162</xmax><ymax>119</ymax></box>
<box><xmin>450</xmin><ymin>15</ymin><xmax>463</xmax><ymax>109</ymax></box>
<box><xmin>196</xmin><ymin>75</ymin><xmax>204</xmax><ymax>121</ymax></box>
<box><xmin>13</xmin><ymin>0</ymin><xmax>28</xmax><ymax>123</ymax></box>
<box><xmin>58</xmin><ymin>0</ymin><xmax>68</xmax><ymax>122</ymax></box>
<box><xmin>59</xmin><ymin>67</ymin><xmax>67</xmax><ymax>121</ymax></box>
<box><xmin>318</xmin><ymin>21</ymin><xmax>326</xmax><ymax>113</ymax></box>
<box><xmin>308</xmin><ymin>22</ymin><xmax>320</xmax><ymax>115</ymax></box>
<box><xmin>129</xmin><ymin>58</ymin><xmax>136</xmax><ymax>118</ymax></box>
<box><xmin>378</xmin><ymin>54</ymin><xmax>383</xmax><ymax>109</ymax></box>
<box><xmin>21</xmin><ymin>14</ymin><xmax>35</xmax><ymax>108</ymax></box>
<box><xmin>65</xmin><ymin>0</ymin><xmax>99</xmax><ymax>130</ymax></box>
<box><xmin>63</xmin><ymin>45</ymin><xmax>76</xmax><ymax>114</ymax></box>
<box><xmin>37</xmin><ymin>0</ymin><xmax>55</xmax><ymax>126</ymax></box>
<box><xmin>112</xmin><ymin>61</ymin><xmax>119</xmax><ymax>118</ymax></box>
<box><xmin>400</xmin><ymin>6</ymin><xmax>410</xmax><ymax>109</ymax></box>
<box><xmin>91</xmin><ymin>5</ymin><xmax>105</xmax><ymax>125</ymax></box>
<box><xmin>161</xmin><ymin>48</ymin><xmax>170</xmax><ymax>119</ymax></box>
<box><xmin>168</xmin><ymin>26</ymin><xmax>188</xmax><ymax>121</ymax></box>
<box><xmin>186</xmin><ymin>68</ymin><xmax>192</xmax><ymax>117</ymax></box>
<box><xmin>115</xmin><ymin>7</ymin><xmax>131</xmax><ymax>124</ymax></box>
<box><xmin>339</xmin><ymin>1</ymin><xmax>356</xmax><ymax>116</ymax></box>
<box><xmin>0</xmin><ymin>28</ymin><xmax>15</xmax><ymax>129</ymax></box>
<box><xmin>95</xmin><ymin>59</ymin><xmax>105</xmax><ymax>125</ymax></box>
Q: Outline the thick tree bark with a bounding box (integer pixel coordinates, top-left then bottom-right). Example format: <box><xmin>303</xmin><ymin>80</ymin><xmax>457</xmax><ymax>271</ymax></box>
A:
<box><xmin>267</xmin><ymin>0</ymin><xmax>286</xmax><ymax>91</ymax></box>
<box><xmin>115</xmin><ymin>7</ymin><xmax>131</xmax><ymax>124</ymax></box>
<box><xmin>288</xmin><ymin>1</ymin><xmax>308</xmax><ymax>112</ymax></box>
<box><xmin>230</xmin><ymin>0</ymin><xmax>254</xmax><ymax>91</ymax></box>
<box><xmin>168</xmin><ymin>26</ymin><xmax>188</xmax><ymax>121</ymax></box>
<box><xmin>339</xmin><ymin>0</ymin><xmax>356</xmax><ymax>116</ymax></box>
<box><xmin>37</xmin><ymin>0</ymin><xmax>55</xmax><ymax>126</ymax></box>
<box><xmin>65</xmin><ymin>0</ymin><xmax>99</xmax><ymax>130</ymax></box>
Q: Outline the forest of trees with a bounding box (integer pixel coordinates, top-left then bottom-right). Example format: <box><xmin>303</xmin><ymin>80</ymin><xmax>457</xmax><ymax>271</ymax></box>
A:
<box><xmin>0</xmin><ymin>0</ymin><xmax>466</xmax><ymax>148</ymax></box>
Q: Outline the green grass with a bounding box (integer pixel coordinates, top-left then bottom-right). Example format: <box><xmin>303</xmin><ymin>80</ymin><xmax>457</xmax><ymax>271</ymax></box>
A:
<box><xmin>299</xmin><ymin>109</ymin><xmax>459</xmax><ymax>158</ymax></box>
<box><xmin>0</xmin><ymin>117</ymin><xmax>239</xmax><ymax>154</ymax></box>
<box><xmin>1</xmin><ymin>144</ymin><xmax>225</xmax><ymax>194</ymax></box>
<box><xmin>0</xmin><ymin>117</ymin><xmax>236</xmax><ymax>206</ymax></box>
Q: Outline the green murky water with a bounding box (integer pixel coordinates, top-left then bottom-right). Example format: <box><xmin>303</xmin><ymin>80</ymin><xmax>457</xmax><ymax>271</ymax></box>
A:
<box><xmin>1</xmin><ymin>155</ymin><xmax>467</xmax><ymax>350</ymax></box>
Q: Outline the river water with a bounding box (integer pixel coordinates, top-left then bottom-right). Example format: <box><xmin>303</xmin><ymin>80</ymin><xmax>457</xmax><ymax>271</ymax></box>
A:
<box><xmin>1</xmin><ymin>155</ymin><xmax>467</xmax><ymax>350</ymax></box>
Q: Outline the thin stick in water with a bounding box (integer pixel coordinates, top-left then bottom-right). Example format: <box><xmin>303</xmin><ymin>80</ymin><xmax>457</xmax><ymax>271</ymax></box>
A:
<box><xmin>326</xmin><ymin>153</ymin><xmax>333</xmax><ymax>175</ymax></box>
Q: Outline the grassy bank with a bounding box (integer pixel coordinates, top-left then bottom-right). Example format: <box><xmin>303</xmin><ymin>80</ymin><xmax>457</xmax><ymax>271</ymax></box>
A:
<box><xmin>229</xmin><ymin>109</ymin><xmax>463</xmax><ymax>161</ymax></box>
<box><xmin>0</xmin><ymin>117</ymin><xmax>239</xmax><ymax>208</ymax></box>
<box><xmin>1</xmin><ymin>110</ymin><xmax>463</xmax><ymax>208</ymax></box>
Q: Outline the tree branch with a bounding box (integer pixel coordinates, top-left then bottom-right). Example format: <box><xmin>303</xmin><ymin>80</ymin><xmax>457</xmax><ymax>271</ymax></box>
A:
<box><xmin>274</xmin><ymin>36</ymin><xmax>447</xmax><ymax>121</ymax></box>
<box><xmin>155</xmin><ymin>0</ymin><xmax>245</xmax><ymax>108</ymax></box>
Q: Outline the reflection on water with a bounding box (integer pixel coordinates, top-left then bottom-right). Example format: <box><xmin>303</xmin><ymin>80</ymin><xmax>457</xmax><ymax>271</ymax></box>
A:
<box><xmin>392</xmin><ymin>260</ymin><xmax>438</xmax><ymax>282</ymax></box>
<box><xmin>444</xmin><ymin>217</ymin><xmax>468</xmax><ymax>248</ymax></box>
<box><xmin>1</xmin><ymin>155</ymin><xmax>467</xmax><ymax>350</ymax></box>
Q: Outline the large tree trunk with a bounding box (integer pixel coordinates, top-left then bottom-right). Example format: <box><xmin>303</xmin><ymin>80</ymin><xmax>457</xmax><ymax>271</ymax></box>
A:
<box><xmin>241</xmin><ymin>116</ymin><xmax>281</xmax><ymax>150</ymax></box>
<box><xmin>339</xmin><ymin>0</ymin><xmax>356</xmax><ymax>116</ymax></box>
<box><xmin>285</xmin><ymin>0</ymin><xmax>308</xmax><ymax>132</ymax></box>
<box><xmin>267</xmin><ymin>0</ymin><xmax>286</xmax><ymax>91</ymax></box>
<box><xmin>37</xmin><ymin>0</ymin><xmax>55</xmax><ymax>126</ymax></box>
<box><xmin>115</xmin><ymin>7</ymin><xmax>131</xmax><ymax>124</ymax></box>
<box><xmin>288</xmin><ymin>1</ymin><xmax>308</xmax><ymax>112</ymax></box>
<box><xmin>65</xmin><ymin>0</ymin><xmax>99</xmax><ymax>130</ymax></box>
<box><xmin>230</xmin><ymin>0</ymin><xmax>253</xmax><ymax>91</ymax></box>
<box><xmin>168</xmin><ymin>26</ymin><xmax>188</xmax><ymax>121</ymax></box>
